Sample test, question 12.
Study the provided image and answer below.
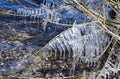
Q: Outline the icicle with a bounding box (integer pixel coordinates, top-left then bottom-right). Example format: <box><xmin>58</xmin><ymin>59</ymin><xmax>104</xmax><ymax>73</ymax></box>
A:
<box><xmin>47</xmin><ymin>2</ymin><xmax>50</xmax><ymax>8</ymax></box>
<box><xmin>61</xmin><ymin>34</ymin><xmax>71</xmax><ymax>59</ymax></box>
<box><xmin>23</xmin><ymin>9</ymin><xmax>25</xmax><ymax>15</ymax></box>
<box><xmin>21</xmin><ymin>9</ymin><xmax>24</xmax><ymax>15</ymax></box>
<box><xmin>24</xmin><ymin>9</ymin><xmax>27</xmax><ymax>23</ymax></box>
<box><xmin>52</xmin><ymin>3</ymin><xmax>55</xmax><ymax>8</ymax></box>
<box><xmin>31</xmin><ymin>9</ymin><xmax>34</xmax><ymax>15</ymax></box>
<box><xmin>45</xmin><ymin>1</ymin><xmax>48</xmax><ymax>6</ymax></box>
<box><xmin>66</xmin><ymin>42</ymin><xmax>71</xmax><ymax>59</ymax></box>
<box><xmin>33</xmin><ymin>15</ymin><xmax>36</xmax><ymax>22</ymax></box>
<box><xmin>18</xmin><ymin>8</ymin><xmax>21</xmax><ymax>15</ymax></box>
<box><xmin>89</xmin><ymin>72</ymin><xmax>96</xmax><ymax>79</ymax></box>
<box><xmin>83</xmin><ymin>70</ymin><xmax>87</xmax><ymax>79</ymax></box>
<box><xmin>34</xmin><ymin>9</ymin><xmax>37</xmax><ymax>15</ymax></box>
<box><xmin>106</xmin><ymin>71</ymin><xmax>110</xmax><ymax>79</ymax></box>
<box><xmin>43</xmin><ymin>0</ymin><xmax>45</xmax><ymax>5</ymax></box>
<box><xmin>41</xmin><ymin>8</ymin><xmax>43</xmax><ymax>14</ymax></box>
<box><xmin>71</xmin><ymin>42</ymin><xmax>78</xmax><ymax>71</ymax></box>
<box><xmin>86</xmin><ymin>58</ymin><xmax>89</xmax><ymax>67</ymax></box>
<box><xmin>23</xmin><ymin>9</ymin><xmax>26</xmax><ymax>15</ymax></box>
<box><xmin>43</xmin><ymin>20</ymin><xmax>47</xmax><ymax>32</ymax></box>
<box><xmin>93</xmin><ymin>27</ymin><xmax>100</xmax><ymax>55</ymax></box>
<box><xmin>55</xmin><ymin>35</ymin><xmax>66</xmax><ymax>59</ymax></box>
<box><xmin>75</xmin><ymin>39</ymin><xmax>83</xmax><ymax>62</ymax></box>
<box><xmin>29</xmin><ymin>9</ymin><xmax>32</xmax><ymax>16</ymax></box>
<box><xmin>63</xmin><ymin>30</ymin><xmax>70</xmax><ymax>41</ymax></box>
<box><xmin>56</xmin><ymin>38</ymin><xmax>63</xmax><ymax>60</ymax></box>
<box><xmin>17</xmin><ymin>8</ymin><xmax>19</xmax><ymax>15</ymax></box>
<box><xmin>30</xmin><ymin>15</ymin><xmax>33</xmax><ymax>22</ymax></box>
<box><xmin>17</xmin><ymin>8</ymin><xmax>21</xmax><ymax>15</ymax></box>
<box><xmin>93</xmin><ymin>60</ymin><xmax>96</xmax><ymax>67</ymax></box>
<box><xmin>46</xmin><ymin>13</ymin><xmax>49</xmax><ymax>19</ymax></box>
<box><xmin>62</xmin><ymin>42</ymin><xmax>66</xmax><ymax>59</ymax></box>
<box><xmin>34</xmin><ymin>9</ymin><xmax>36</xmax><ymax>15</ymax></box>
<box><xmin>26</xmin><ymin>9</ymin><xmax>29</xmax><ymax>15</ymax></box>
<box><xmin>21</xmin><ymin>8</ymin><xmax>23</xmax><ymax>15</ymax></box>
<box><xmin>52</xmin><ymin>43</ymin><xmax>57</xmax><ymax>59</ymax></box>
<box><xmin>67</xmin><ymin>29</ymin><xmax>74</xmax><ymax>40</ymax></box>
<box><xmin>27</xmin><ymin>9</ymin><xmax>30</xmax><ymax>15</ymax></box>
<box><xmin>38</xmin><ymin>9</ymin><xmax>41</xmax><ymax>15</ymax></box>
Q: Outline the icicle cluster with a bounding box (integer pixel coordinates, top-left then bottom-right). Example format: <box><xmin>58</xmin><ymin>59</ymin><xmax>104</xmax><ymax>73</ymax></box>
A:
<box><xmin>16</xmin><ymin>8</ymin><xmax>46</xmax><ymax>16</ymax></box>
<box><xmin>41</xmin><ymin>22</ymin><xmax>111</xmax><ymax>69</ymax></box>
<box><xmin>42</xmin><ymin>0</ymin><xmax>56</xmax><ymax>8</ymax></box>
<box><xmin>16</xmin><ymin>7</ymin><xmax>61</xmax><ymax>22</ymax></box>
<box><xmin>16</xmin><ymin>0</ymin><xmax>61</xmax><ymax>20</ymax></box>
<box><xmin>97</xmin><ymin>48</ymin><xmax>120</xmax><ymax>79</ymax></box>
